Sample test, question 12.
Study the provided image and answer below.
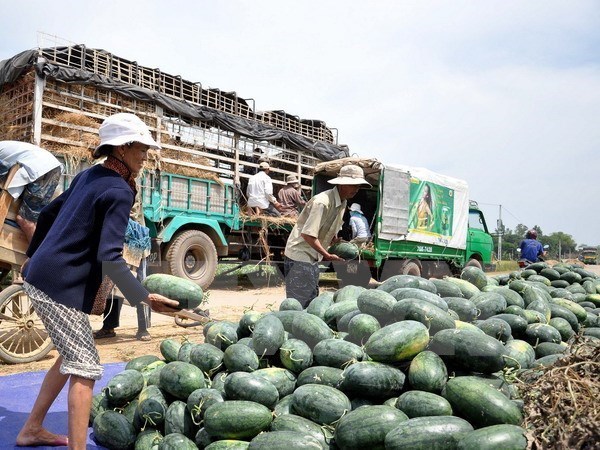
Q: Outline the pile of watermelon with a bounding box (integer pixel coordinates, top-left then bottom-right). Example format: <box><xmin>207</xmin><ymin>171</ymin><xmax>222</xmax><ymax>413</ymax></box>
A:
<box><xmin>91</xmin><ymin>262</ymin><xmax>600</xmax><ymax>449</ymax></box>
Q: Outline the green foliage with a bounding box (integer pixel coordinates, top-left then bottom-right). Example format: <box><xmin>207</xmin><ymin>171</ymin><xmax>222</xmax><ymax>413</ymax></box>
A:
<box><xmin>492</xmin><ymin>223</ymin><xmax>578</xmax><ymax>260</ymax></box>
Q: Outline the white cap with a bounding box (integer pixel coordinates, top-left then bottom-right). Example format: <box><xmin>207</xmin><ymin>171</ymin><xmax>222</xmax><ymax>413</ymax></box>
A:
<box><xmin>93</xmin><ymin>113</ymin><xmax>160</xmax><ymax>158</ymax></box>
<box><xmin>259</xmin><ymin>161</ymin><xmax>270</xmax><ymax>170</ymax></box>
<box><xmin>349</xmin><ymin>203</ymin><xmax>362</xmax><ymax>213</ymax></box>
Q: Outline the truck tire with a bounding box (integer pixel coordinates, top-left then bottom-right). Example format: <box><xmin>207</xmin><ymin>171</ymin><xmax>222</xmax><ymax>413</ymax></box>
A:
<box><xmin>465</xmin><ymin>258</ymin><xmax>483</xmax><ymax>270</ymax></box>
<box><xmin>401</xmin><ymin>260</ymin><xmax>421</xmax><ymax>277</ymax></box>
<box><xmin>165</xmin><ymin>230</ymin><xmax>218</xmax><ymax>289</ymax></box>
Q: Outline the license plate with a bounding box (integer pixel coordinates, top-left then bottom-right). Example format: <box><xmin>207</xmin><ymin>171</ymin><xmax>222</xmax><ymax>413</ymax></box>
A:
<box><xmin>346</xmin><ymin>261</ymin><xmax>358</xmax><ymax>274</ymax></box>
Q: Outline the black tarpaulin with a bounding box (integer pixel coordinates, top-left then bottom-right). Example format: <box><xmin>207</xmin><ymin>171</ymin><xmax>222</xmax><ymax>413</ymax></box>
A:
<box><xmin>0</xmin><ymin>49</ymin><xmax>349</xmax><ymax>161</ymax></box>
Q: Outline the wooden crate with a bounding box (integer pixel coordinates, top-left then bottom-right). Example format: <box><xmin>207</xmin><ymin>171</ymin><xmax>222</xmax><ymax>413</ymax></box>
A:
<box><xmin>0</xmin><ymin>202</ymin><xmax>28</xmax><ymax>270</ymax></box>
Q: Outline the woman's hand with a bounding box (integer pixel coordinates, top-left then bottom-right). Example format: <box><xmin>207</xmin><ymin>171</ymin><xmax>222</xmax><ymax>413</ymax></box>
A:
<box><xmin>146</xmin><ymin>293</ymin><xmax>180</xmax><ymax>312</ymax></box>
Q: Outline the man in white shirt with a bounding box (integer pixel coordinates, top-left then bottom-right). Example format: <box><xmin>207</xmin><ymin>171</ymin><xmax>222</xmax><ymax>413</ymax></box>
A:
<box><xmin>246</xmin><ymin>161</ymin><xmax>282</xmax><ymax>216</ymax></box>
<box><xmin>0</xmin><ymin>141</ymin><xmax>63</xmax><ymax>241</ymax></box>
<box><xmin>284</xmin><ymin>164</ymin><xmax>371</xmax><ymax>307</ymax></box>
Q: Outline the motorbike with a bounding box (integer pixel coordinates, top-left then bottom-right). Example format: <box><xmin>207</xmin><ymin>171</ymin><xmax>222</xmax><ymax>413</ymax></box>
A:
<box><xmin>517</xmin><ymin>244</ymin><xmax>550</xmax><ymax>268</ymax></box>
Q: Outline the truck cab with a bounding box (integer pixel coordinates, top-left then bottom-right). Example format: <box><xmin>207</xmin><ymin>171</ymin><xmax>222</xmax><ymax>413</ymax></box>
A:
<box><xmin>580</xmin><ymin>247</ymin><xmax>598</xmax><ymax>265</ymax></box>
<box><xmin>466</xmin><ymin>201</ymin><xmax>494</xmax><ymax>271</ymax></box>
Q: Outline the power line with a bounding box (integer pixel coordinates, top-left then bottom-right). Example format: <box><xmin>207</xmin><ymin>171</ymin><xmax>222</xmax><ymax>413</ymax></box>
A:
<box><xmin>501</xmin><ymin>206</ymin><xmax>522</xmax><ymax>224</ymax></box>
<box><xmin>478</xmin><ymin>202</ymin><xmax>523</xmax><ymax>225</ymax></box>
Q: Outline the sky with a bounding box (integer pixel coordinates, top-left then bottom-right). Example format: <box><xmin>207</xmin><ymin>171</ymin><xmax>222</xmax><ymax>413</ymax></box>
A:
<box><xmin>1</xmin><ymin>0</ymin><xmax>599</xmax><ymax>246</ymax></box>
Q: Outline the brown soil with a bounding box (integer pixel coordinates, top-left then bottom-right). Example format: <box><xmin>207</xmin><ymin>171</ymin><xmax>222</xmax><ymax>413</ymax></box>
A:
<box><xmin>0</xmin><ymin>284</ymin><xmax>282</xmax><ymax>376</ymax></box>
<box><xmin>0</xmin><ymin>278</ymin><xmax>340</xmax><ymax>376</ymax></box>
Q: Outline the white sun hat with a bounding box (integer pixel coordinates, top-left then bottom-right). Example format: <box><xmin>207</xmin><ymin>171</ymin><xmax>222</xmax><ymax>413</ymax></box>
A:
<box><xmin>328</xmin><ymin>164</ymin><xmax>371</xmax><ymax>187</ymax></box>
<box><xmin>349</xmin><ymin>203</ymin><xmax>363</xmax><ymax>213</ymax></box>
<box><xmin>93</xmin><ymin>113</ymin><xmax>160</xmax><ymax>158</ymax></box>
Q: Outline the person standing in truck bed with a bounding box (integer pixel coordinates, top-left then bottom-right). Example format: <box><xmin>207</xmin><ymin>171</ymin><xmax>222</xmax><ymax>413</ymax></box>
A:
<box><xmin>246</xmin><ymin>161</ymin><xmax>283</xmax><ymax>216</ymax></box>
<box><xmin>277</xmin><ymin>174</ymin><xmax>306</xmax><ymax>217</ymax></box>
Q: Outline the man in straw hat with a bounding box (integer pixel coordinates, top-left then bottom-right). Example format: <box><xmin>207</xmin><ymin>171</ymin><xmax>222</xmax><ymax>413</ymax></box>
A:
<box><xmin>284</xmin><ymin>164</ymin><xmax>371</xmax><ymax>307</ymax></box>
<box><xmin>0</xmin><ymin>141</ymin><xmax>63</xmax><ymax>241</ymax></box>
<box><xmin>277</xmin><ymin>173</ymin><xmax>306</xmax><ymax>217</ymax></box>
<box><xmin>17</xmin><ymin>113</ymin><xmax>179</xmax><ymax>449</ymax></box>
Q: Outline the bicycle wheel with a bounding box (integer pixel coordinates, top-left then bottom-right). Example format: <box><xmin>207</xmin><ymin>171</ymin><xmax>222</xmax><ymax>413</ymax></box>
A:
<box><xmin>0</xmin><ymin>284</ymin><xmax>54</xmax><ymax>363</ymax></box>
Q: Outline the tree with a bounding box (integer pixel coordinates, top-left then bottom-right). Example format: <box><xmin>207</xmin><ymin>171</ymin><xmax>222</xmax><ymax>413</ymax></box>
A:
<box><xmin>542</xmin><ymin>232</ymin><xmax>577</xmax><ymax>259</ymax></box>
<box><xmin>514</xmin><ymin>224</ymin><xmax>528</xmax><ymax>239</ymax></box>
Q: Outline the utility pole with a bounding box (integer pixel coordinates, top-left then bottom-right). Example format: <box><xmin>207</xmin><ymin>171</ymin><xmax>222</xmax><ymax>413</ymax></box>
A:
<box><xmin>497</xmin><ymin>204</ymin><xmax>503</xmax><ymax>260</ymax></box>
<box><xmin>559</xmin><ymin>241</ymin><xmax>562</xmax><ymax>261</ymax></box>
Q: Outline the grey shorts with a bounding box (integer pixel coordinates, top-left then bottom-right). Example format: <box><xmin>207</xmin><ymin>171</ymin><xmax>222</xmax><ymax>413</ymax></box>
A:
<box><xmin>24</xmin><ymin>282</ymin><xmax>103</xmax><ymax>380</ymax></box>
<box><xmin>284</xmin><ymin>257</ymin><xmax>320</xmax><ymax>308</ymax></box>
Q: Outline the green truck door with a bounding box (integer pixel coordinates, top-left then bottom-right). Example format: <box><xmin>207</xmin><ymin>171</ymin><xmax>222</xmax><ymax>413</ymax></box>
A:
<box><xmin>467</xmin><ymin>209</ymin><xmax>494</xmax><ymax>266</ymax></box>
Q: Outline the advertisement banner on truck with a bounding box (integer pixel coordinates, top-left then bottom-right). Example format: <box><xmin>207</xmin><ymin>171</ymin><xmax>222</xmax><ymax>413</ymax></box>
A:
<box><xmin>390</xmin><ymin>164</ymin><xmax>468</xmax><ymax>250</ymax></box>
<box><xmin>407</xmin><ymin>179</ymin><xmax>454</xmax><ymax>237</ymax></box>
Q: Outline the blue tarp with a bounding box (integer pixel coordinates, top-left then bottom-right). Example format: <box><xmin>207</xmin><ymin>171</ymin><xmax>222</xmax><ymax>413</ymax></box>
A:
<box><xmin>0</xmin><ymin>362</ymin><xmax>126</xmax><ymax>450</ymax></box>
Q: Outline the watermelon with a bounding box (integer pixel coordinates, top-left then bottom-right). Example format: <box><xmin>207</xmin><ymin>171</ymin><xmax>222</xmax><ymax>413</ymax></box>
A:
<box><xmin>328</xmin><ymin>241</ymin><xmax>360</xmax><ymax>260</ymax></box>
<box><xmin>385</xmin><ymin>416</ymin><xmax>474</xmax><ymax>449</ymax></box>
<box><xmin>203</xmin><ymin>400</ymin><xmax>273</xmax><ymax>440</ymax></box>
<box><xmin>187</xmin><ymin>388</ymin><xmax>225</xmax><ymax>424</ymax></box>
<box><xmin>164</xmin><ymin>400</ymin><xmax>196</xmax><ymax>439</ymax></box>
<box><xmin>291</xmin><ymin>384</ymin><xmax>351</xmax><ymax>425</ymax></box>
<box><xmin>93</xmin><ymin>410</ymin><xmax>136</xmax><ymax>449</ymax></box>
<box><xmin>364</xmin><ymin>320</ymin><xmax>430</xmax><ymax>363</ymax></box>
<box><xmin>443</xmin><ymin>376</ymin><xmax>523</xmax><ymax>427</ymax></box>
<box><xmin>395</xmin><ymin>390</ymin><xmax>453</xmax><ymax>418</ymax></box>
<box><xmin>334</xmin><ymin>405</ymin><xmax>408</xmax><ymax>450</ymax></box>
<box><xmin>223</xmin><ymin>372</ymin><xmax>279</xmax><ymax>409</ymax></box>
<box><xmin>159</xmin><ymin>361</ymin><xmax>206</xmax><ymax>400</ymax></box>
<box><xmin>407</xmin><ymin>350</ymin><xmax>448</xmax><ymax>394</ymax></box>
<box><xmin>279</xmin><ymin>339</ymin><xmax>313</xmax><ymax>374</ymax></box>
<box><xmin>105</xmin><ymin>370</ymin><xmax>145</xmax><ymax>406</ymax></box>
<box><xmin>142</xmin><ymin>273</ymin><xmax>203</xmax><ymax>309</ymax></box>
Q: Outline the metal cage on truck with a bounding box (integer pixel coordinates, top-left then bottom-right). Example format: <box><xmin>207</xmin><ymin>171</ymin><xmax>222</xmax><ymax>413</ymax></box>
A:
<box><xmin>0</xmin><ymin>44</ymin><xmax>349</xmax><ymax>288</ymax></box>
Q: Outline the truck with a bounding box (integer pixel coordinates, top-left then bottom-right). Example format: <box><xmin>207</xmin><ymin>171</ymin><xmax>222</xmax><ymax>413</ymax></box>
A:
<box><xmin>0</xmin><ymin>43</ymin><xmax>349</xmax><ymax>288</ymax></box>
<box><xmin>579</xmin><ymin>247</ymin><xmax>598</xmax><ymax>265</ymax></box>
<box><xmin>313</xmin><ymin>158</ymin><xmax>495</xmax><ymax>286</ymax></box>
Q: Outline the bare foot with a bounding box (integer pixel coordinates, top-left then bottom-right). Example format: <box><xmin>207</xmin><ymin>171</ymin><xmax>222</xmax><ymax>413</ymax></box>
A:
<box><xmin>16</xmin><ymin>427</ymin><xmax>68</xmax><ymax>447</ymax></box>
<box><xmin>16</xmin><ymin>215</ymin><xmax>36</xmax><ymax>242</ymax></box>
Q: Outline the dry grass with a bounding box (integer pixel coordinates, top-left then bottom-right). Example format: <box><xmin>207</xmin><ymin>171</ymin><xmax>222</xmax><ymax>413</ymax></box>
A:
<box><xmin>518</xmin><ymin>335</ymin><xmax>600</xmax><ymax>449</ymax></box>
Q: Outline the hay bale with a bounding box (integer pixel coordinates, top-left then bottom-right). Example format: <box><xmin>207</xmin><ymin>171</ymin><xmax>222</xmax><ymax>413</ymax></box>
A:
<box><xmin>53</xmin><ymin>111</ymin><xmax>100</xmax><ymax>129</ymax></box>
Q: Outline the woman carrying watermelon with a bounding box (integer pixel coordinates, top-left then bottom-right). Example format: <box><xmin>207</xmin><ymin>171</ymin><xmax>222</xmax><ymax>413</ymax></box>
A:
<box><xmin>16</xmin><ymin>113</ymin><xmax>179</xmax><ymax>449</ymax></box>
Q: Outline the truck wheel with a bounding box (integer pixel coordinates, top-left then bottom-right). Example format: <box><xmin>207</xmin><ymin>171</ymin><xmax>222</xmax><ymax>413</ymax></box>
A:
<box><xmin>165</xmin><ymin>230</ymin><xmax>218</xmax><ymax>289</ymax></box>
<box><xmin>401</xmin><ymin>261</ymin><xmax>421</xmax><ymax>277</ymax></box>
<box><xmin>465</xmin><ymin>258</ymin><xmax>483</xmax><ymax>270</ymax></box>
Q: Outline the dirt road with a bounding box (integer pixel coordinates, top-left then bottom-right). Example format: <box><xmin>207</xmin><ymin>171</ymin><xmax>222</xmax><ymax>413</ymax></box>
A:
<box><xmin>0</xmin><ymin>276</ymin><xmax>337</xmax><ymax>376</ymax></box>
